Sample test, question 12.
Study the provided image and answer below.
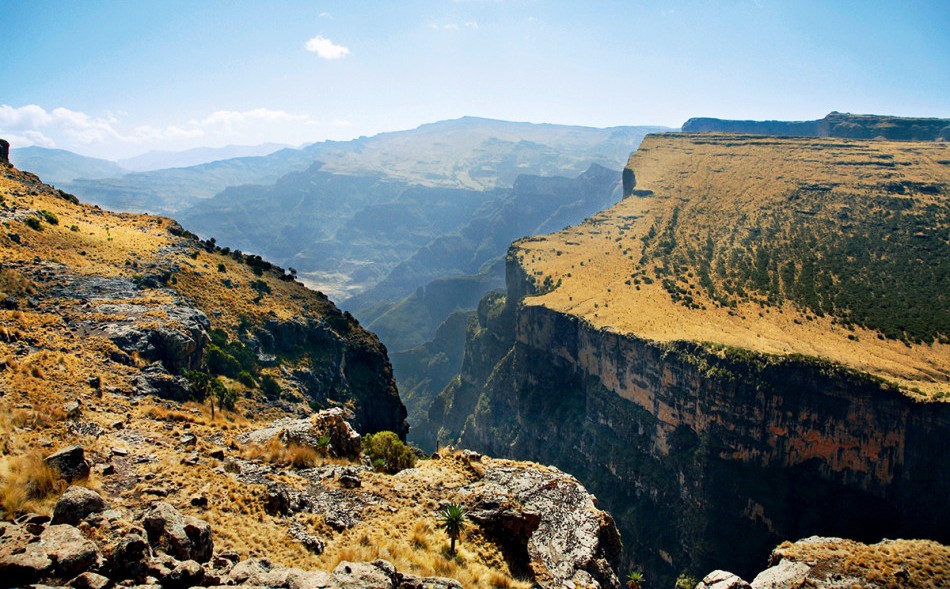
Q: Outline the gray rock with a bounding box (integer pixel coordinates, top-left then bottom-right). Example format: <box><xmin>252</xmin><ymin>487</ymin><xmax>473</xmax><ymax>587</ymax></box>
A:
<box><xmin>397</xmin><ymin>575</ymin><xmax>463</xmax><ymax>589</ymax></box>
<box><xmin>51</xmin><ymin>486</ymin><xmax>107</xmax><ymax>526</ymax></box>
<box><xmin>332</xmin><ymin>560</ymin><xmax>395</xmax><ymax>589</ymax></box>
<box><xmin>697</xmin><ymin>570</ymin><xmax>752</xmax><ymax>589</ymax></box>
<box><xmin>67</xmin><ymin>421</ymin><xmax>105</xmax><ymax>438</ymax></box>
<box><xmin>242</xmin><ymin>408</ymin><xmax>361</xmax><ymax>459</ymax></box>
<box><xmin>286</xmin><ymin>567</ymin><xmax>342</xmax><ymax>589</ymax></box>
<box><xmin>45</xmin><ymin>445</ymin><xmax>91</xmax><ymax>482</ymax></box>
<box><xmin>227</xmin><ymin>557</ymin><xmax>291</xmax><ymax>586</ymax></box>
<box><xmin>750</xmin><ymin>559</ymin><xmax>811</xmax><ymax>589</ymax></box>
<box><xmin>40</xmin><ymin>524</ymin><xmax>101</xmax><ymax>578</ymax></box>
<box><xmin>338</xmin><ymin>471</ymin><xmax>361</xmax><ymax>489</ymax></box>
<box><xmin>141</xmin><ymin>502</ymin><xmax>213</xmax><ymax>563</ymax></box>
<box><xmin>460</xmin><ymin>465</ymin><xmax>621</xmax><ymax>589</ymax></box>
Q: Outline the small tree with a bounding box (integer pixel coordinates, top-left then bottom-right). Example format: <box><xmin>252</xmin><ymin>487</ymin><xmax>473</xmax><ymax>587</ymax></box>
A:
<box><xmin>437</xmin><ymin>502</ymin><xmax>467</xmax><ymax>556</ymax></box>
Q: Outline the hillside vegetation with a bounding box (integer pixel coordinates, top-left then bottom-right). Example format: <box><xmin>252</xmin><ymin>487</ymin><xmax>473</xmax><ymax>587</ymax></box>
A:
<box><xmin>513</xmin><ymin>133</ymin><xmax>949</xmax><ymax>397</ymax></box>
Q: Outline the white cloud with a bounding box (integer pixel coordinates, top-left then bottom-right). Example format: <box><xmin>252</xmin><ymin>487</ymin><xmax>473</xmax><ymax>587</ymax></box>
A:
<box><xmin>304</xmin><ymin>36</ymin><xmax>350</xmax><ymax>59</ymax></box>
<box><xmin>0</xmin><ymin>104</ymin><xmax>330</xmax><ymax>159</ymax></box>
<box><xmin>429</xmin><ymin>21</ymin><xmax>479</xmax><ymax>31</ymax></box>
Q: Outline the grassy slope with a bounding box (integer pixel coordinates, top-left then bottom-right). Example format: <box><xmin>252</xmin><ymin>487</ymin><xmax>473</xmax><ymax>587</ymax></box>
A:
<box><xmin>0</xmin><ymin>163</ymin><xmax>533</xmax><ymax>588</ymax></box>
<box><xmin>513</xmin><ymin>133</ymin><xmax>949</xmax><ymax>397</ymax></box>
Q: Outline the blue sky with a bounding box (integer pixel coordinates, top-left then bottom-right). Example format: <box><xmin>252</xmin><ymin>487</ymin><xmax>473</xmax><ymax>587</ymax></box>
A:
<box><xmin>1</xmin><ymin>0</ymin><xmax>948</xmax><ymax>159</ymax></box>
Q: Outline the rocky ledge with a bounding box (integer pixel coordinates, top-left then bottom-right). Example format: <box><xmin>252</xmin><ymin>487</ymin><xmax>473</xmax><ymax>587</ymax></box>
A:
<box><xmin>0</xmin><ymin>487</ymin><xmax>464</xmax><ymax>589</ymax></box>
<box><xmin>696</xmin><ymin>536</ymin><xmax>950</xmax><ymax>589</ymax></box>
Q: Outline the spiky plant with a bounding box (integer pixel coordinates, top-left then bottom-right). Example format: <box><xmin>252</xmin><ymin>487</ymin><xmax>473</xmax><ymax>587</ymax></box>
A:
<box><xmin>627</xmin><ymin>570</ymin><xmax>645</xmax><ymax>589</ymax></box>
<box><xmin>437</xmin><ymin>502</ymin><xmax>467</xmax><ymax>555</ymax></box>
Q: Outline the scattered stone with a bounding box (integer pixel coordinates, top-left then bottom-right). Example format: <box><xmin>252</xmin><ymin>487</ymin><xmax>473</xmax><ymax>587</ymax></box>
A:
<box><xmin>164</xmin><ymin>558</ymin><xmax>204</xmax><ymax>589</ymax></box>
<box><xmin>111</xmin><ymin>420</ymin><xmax>125</xmax><ymax>430</ymax></box>
<box><xmin>190</xmin><ymin>495</ymin><xmax>208</xmax><ymax>509</ymax></box>
<box><xmin>209</xmin><ymin>448</ymin><xmax>225</xmax><ymax>460</ymax></box>
<box><xmin>38</xmin><ymin>437</ymin><xmax>54</xmax><ymax>447</ymax></box>
<box><xmin>143</xmin><ymin>487</ymin><xmax>168</xmax><ymax>497</ymax></box>
<box><xmin>181</xmin><ymin>452</ymin><xmax>200</xmax><ymax>466</ymax></box>
<box><xmin>45</xmin><ymin>445</ymin><xmax>91</xmax><ymax>482</ymax></box>
<box><xmin>111</xmin><ymin>447</ymin><xmax>129</xmax><ymax>457</ymax></box>
<box><xmin>93</xmin><ymin>463</ymin><xmax>115</xmax><ymax>476</ymax></box>
<box><xmin>51</xmin><ymin>486</ymin><xmax>107</xmax><ymax>526</ymax></box>
<box><xmin>179</xmin><ymin>433</ymin><xmax>197</xmax><ymax>446</ymax></box>
<box><xmin>87</xmin><ymin>376</ymin><xmax>102</xmax><ymax>390</ymax></box>
<box><xmin>64</xmin><ymin>400</ymin><xmax>82</xmax><ymax>419</ymax></box>
<box><xmin>227</xmin><ymin>557</ymin><xmax>290</xmax><ymax>586</ymax></box>
<box><xmin>67</xmin><ymin>421</ymin><xmax>104</xmax><ymax>438</ymax></box>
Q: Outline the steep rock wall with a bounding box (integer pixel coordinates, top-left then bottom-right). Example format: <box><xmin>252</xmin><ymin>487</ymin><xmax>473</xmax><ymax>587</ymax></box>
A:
<box><xmin>434</xmin><ymin>255</ymin><xmax>950</xmax><ymax>585</ymax></box>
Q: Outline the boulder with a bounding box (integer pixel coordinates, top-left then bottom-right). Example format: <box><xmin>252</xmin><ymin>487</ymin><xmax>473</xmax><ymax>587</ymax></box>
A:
<box><xmin>333</xmin><ymin>560</ymin><xmax>395</xmax><ymax>589</ymax></box>
<box><xmin>697</xmin><ymin>570</ymin><xmax>752</xmax><ymax>589</ymax></box>
<box><xmin>397</xmin><ymin>575</ymin><xmax>463</xmax><ymax>589</ymax></box>
<box><xmin>40</xmin><ymin>524</ymin><xmax>101</xmax><ymax>578</ymax></box>
<box><xmin>45</xmin><ymin>445</ymin><xmax>91</xmax><ymax>482</ymax></box>
<box><xmin>286</xmin><ymin>567</ymin><xmax>343</xmax><ymax>589</ymax></box>
<box><xmin>108</xmin><ymin>533</ymin><xmax>151</xmax><ymax>579</ymax></box>
<box><xmin>227</xmin><ymin>557</ymin><xmax>291</xmax><ymax>586</ymax></box>
<box><xmin>51</xmin><ymin>486</ymin><xmax>107</xmax><ymax>526</ymax></box>
<box><xmin>141</xmin><ymin>502</ymin><xmax>213</xmax><ymax>563</ymax></box>
<box><xmin>0</xmin><ymin>543</ymin><xmax>53</xmax><ymax>587</ymax></box>
<box><xmin>243</xmin><ymin>408</ymin><xmax>361</xmax><ymax>459</ymax></box>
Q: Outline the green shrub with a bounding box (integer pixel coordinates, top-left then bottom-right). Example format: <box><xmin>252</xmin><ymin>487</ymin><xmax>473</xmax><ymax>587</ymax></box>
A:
<box><xmin>39</xmin><ymin>210</ymin><xmax>58</xmax><ymax>225</ymax></box>
<box><xmin>24</xmin><ymin>217</ymin><xmax>42</xmax><ymax>231</ymax></box>
<box><xmin>237</xmin><ymin>370</ymin><xmax>256</xmax><ymax>387</ymax></box>
<box><xmin>260</xmin><ymin>374</ymin><xmax>281</xmax><ymax>400</ymax></box>
<box><xmin>205</xmin><ymin>345</ymin><xmax>242</xmax><ymax>378</ymax></box>
<box><xmin>363</xmin><ymin>431</ymin><xmax>416</xmax><ymax>474</ymax></box>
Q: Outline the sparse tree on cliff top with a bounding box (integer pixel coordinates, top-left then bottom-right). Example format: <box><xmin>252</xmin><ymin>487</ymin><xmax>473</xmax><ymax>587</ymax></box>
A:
<box><xmin>437</xmin><ymin>502</ymin><xmax>467</xmax><ymax>556</ymax></box>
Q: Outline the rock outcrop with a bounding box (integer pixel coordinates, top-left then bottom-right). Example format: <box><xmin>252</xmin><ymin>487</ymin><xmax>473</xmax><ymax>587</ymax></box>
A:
<box><xmin>241</xmin><ymin>407</ymin><xmax>362</xmax><ymax>459</ymax></box>
<box><xmin>699</xmin><ymin>536</ymin><xmax>950</xmax><ymax>589</ymax></box>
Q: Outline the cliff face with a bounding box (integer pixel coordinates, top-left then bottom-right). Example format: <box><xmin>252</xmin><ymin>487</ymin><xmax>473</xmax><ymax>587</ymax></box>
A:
<box><xmin>430</xmin><ymin>132</ymin><xmax>949</xmax><ymax>584</ymax></box>
<box><xmin>682</xmin><ymin>111</ymin><xmax>950</xmax><ymax>141</ymax></box>
<box><xmin>433</xmin><ymin>257</ymin><xmax>950</xmax><ymax>584</ymax></box>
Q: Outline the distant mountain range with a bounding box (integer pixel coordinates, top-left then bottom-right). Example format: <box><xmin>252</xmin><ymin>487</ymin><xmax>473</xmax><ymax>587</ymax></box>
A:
<box><xmin>117</xmin><ymin>143</ymin><xmax>291</xmax><ymax>172</ymax></box>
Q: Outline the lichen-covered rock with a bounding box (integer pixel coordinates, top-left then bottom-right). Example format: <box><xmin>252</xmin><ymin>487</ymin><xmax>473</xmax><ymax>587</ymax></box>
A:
<box><xmin>227</xmin><ymin>557</ymin><xmax>291</xmax><ymax>586</ymax></box>
<box><xmin>697</xmin><ymin>570</ymin><xmax>752</xmax><ymax>589</ymax></box>
<box><xmin>332</xmin><ymin>560</ymin><xmax>395</xmax><ymax>589</ymax></box>
<box><xmin>0</xmin><ymin>542</ymin><xmax>53</xmax><ymax>587</ymax></box>
<box><xmin>242</xmin><ymin>408</ymin><xmax>362</xmax><ymax>459</ymax></box>
<box><xmin>40</xmin><ymin>524</ymin><xmax>102</xmax><ymax>579</ymax></box>
<box><xmin>45</xmin><ymin>445</ymin><xmax>91</xmax><ymax>482</ymax></box>
<box><xmin>460</xmin><ymin>465</ymin><xmax>621</xmax><ymax>589</ymax></box>
<box><xmin>51</xmin><ymin>486</ymin><xmax>107</xmax><ymax>526</ymax></box>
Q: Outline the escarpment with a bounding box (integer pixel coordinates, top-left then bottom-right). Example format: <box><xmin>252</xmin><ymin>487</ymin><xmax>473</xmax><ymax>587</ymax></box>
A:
<box><xmin>429</xmin><ymin>133</ymin><xmax>950</xmax><ymax>585</ymax></box>
<box><xmin>682</xmin><ymin>111</ymin><xmax>950</xmax><ymax>141</ymax></box>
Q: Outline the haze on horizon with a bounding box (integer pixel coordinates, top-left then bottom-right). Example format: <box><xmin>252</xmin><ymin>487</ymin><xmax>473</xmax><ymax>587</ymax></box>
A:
<box><xmin>2</xmin><ymin>0</ymin><xmax>948</xmax><ymax>161</ymax></box>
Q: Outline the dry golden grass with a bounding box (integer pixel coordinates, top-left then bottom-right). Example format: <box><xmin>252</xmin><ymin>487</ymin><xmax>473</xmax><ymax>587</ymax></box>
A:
<box><xmin>242</xmin><ymin>439</ymin><xmax>322</xmax><ymax>469</ymax></box>
<box><xmin>777</xmin><ymin>538</ymin><xmax>950</xmax><ymax>589</ymax></box>
<box><xmin>516</xmin><ymin>134</ymin><xmax>949</xmax><ymax>398</ymax></box>
<box><xmin>0</xmin><ymin>451</ymin><xmax>65</xmax><ymax>515</ymax></box>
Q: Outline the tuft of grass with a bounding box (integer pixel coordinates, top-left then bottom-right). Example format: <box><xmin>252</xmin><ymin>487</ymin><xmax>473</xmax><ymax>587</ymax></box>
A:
<box><xmin>0</xmin><ymin>451</ymin><xmax>67</xmax><ymax>518</ymax></box>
